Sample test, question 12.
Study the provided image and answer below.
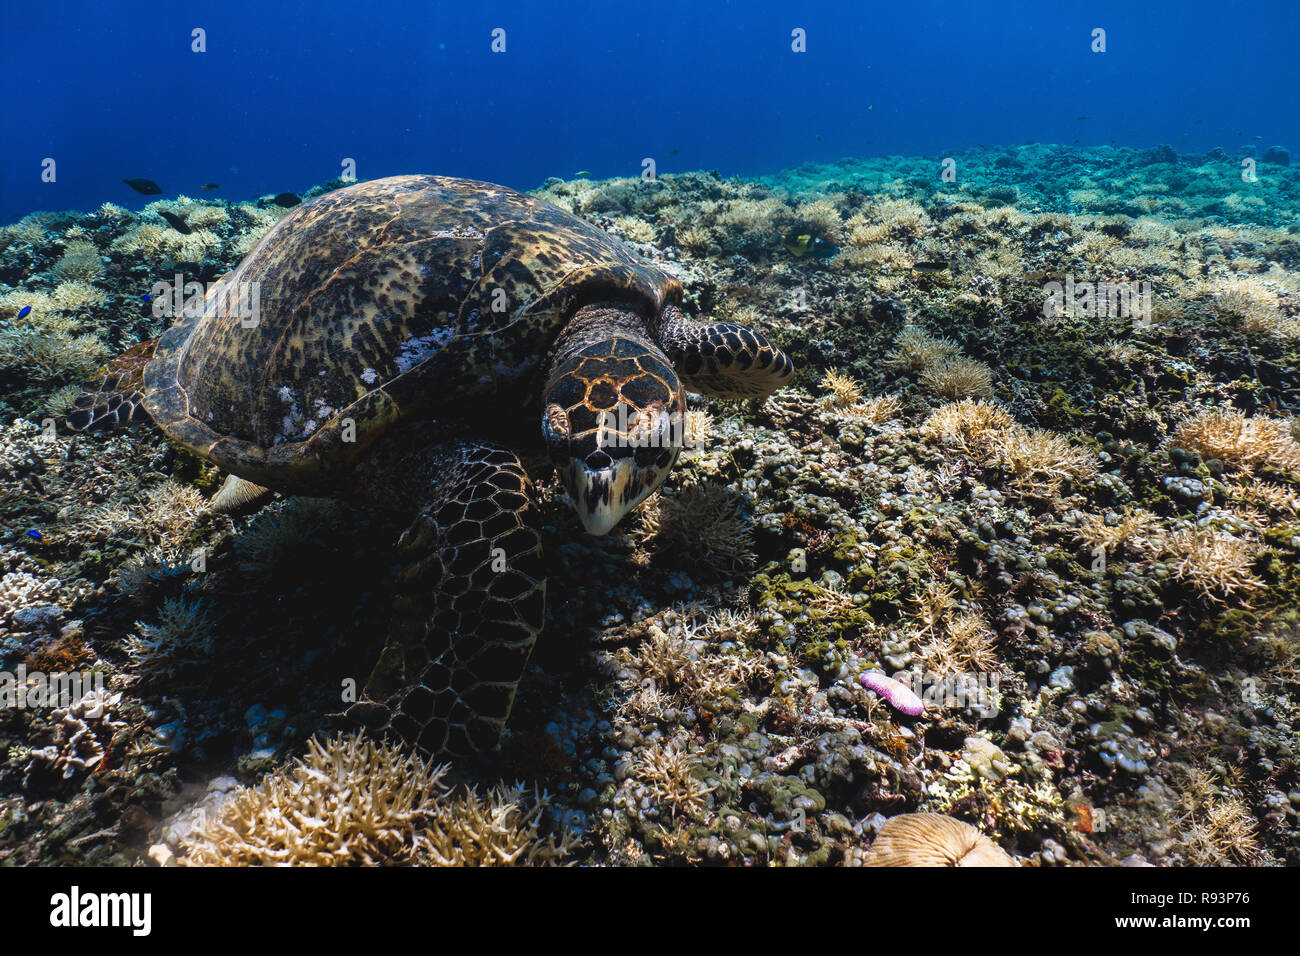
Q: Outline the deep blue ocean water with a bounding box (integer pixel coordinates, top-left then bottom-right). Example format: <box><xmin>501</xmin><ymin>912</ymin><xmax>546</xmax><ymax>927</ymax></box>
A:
<box><xmin>2</xmin><ymin>0</ymin><xmax>1298</xmax><ymax>222</ymax></box>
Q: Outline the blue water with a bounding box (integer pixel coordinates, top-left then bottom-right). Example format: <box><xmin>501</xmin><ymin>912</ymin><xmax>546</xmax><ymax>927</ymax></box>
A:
<box><xmin>2</xmin><ymin>0</ymin><xmax>1297</xmax><ymax>222</ymax></box>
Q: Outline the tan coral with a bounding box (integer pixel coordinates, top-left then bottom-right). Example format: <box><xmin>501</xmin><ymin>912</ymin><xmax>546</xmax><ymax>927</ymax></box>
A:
<box><xmin>921</xmin><ymin>399</ymin><xmax>1015</xmax><ymax>451</ymax></box>
<box><xmin>886</xmin><ymin>326</ymin><xmax>961</xmax><ymax>372</ymax></box>
<box><xmin>862</xmin><ymin>813</ymin><xmax>1015</xmax><ymax>866</ymax></box>
<box><xmin>919</xmin><ymin>356</ymin><xmax>994</xmax><ymax>400</ymax></box>
<box><xmin>180</xmin><ymin>732</ymin><xmax>575</xmax><ymax>866</ymax></box>
<box><xmin>1171</xmin><ymin>408</ymin><xmax>1300</xmax><ymax>475</ymax></box>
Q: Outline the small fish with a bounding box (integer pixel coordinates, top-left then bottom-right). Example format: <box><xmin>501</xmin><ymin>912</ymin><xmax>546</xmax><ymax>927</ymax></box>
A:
<box><xmin>781</xmin><ymin>233</ymin><xmax>837</xmax><ymax>259</ymax></box>
<box><xmin>1076</xmin><ymin>115</ymin><xmax>1090</xmax><ymax>121</ymax></box>
<box><xmin>27</xmin><ymin>529</ymin><xmax>43</xmax><ymax>542</ymax></box>
<box><xmin>201</xmin><ymin>183</ymin><xmax>220</xmax><ymax>190</ymax></box>
<box><xmin>867</xmin><ymin>104</ymin><xmax>873</xmax><ymax>111</ymax></box>
<box><xmin>158</xmin><ymin>210</ymin><xmax>193</xmax><ymax>234</ymax></box>
<box><xmin>123</xmin><ymin>177</ymin><xmax>162</xmax><ymax>195</ymax></box>
<box><xmin>141</xmin><ymin>293</ymin><xmax>151</xmax><ymax>303</ymax></box>
<box><xmin>665</xmin><ymin>148</ymin><xmax>681</xmax><ymax>157</ymax></box>
<box><xmin>271</xmin><ymin>192</ymin><xmax>301</xmax><ymax>208</ymax></box>
<box><xmin>574</xmin><ymin>171</ymin><xmax>590</xmax><ymax>179</ymax></box>
<box><xmin>913</xmin><ymin>260</ymin><xmax>950</xmax><ymax>273</ymax></box>
<box><xmin>16</xmin><ymin>305</ymin><xmax>32</xmax><ymax>319</ymax></box>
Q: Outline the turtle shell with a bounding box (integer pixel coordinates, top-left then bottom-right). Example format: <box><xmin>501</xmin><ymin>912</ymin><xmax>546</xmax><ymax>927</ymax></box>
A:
<box><xmin>143</xmin><ymin>175</ymin><xmax>681</xmax><ymax>489</ymax></box>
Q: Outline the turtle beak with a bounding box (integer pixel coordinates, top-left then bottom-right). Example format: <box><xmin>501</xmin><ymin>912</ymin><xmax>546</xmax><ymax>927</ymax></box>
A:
<box><xmin>562</xmin><ymin>457</ymin><xmax>660</xmax><ymax>536</ymax></box>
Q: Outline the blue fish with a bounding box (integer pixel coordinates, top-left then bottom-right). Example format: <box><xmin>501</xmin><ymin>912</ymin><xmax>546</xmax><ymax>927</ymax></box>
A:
<box><xmin>141</xmin><ymin>293</ymin><xmax>152</xmax><ymax>302</ymax></box>
<box><xmin>27</xmin><ymin>530</ymin><xmax>43</xmax><ymax>541</ymax></box>
<box><xmin>16</xmin><ymin>305</ymin><xmax>32</xmax><ymax>319</ymax></box>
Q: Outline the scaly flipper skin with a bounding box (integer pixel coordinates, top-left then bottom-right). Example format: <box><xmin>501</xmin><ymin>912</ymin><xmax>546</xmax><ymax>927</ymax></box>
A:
<box><xmin>657</xmin><ymin>305</ymin><xmax>794</xmax><ymax>398</ymax></box>
<box><xmin>67</xmin><ymin>338</ymin><xmax>159</xmax><ymax>431</ymax></box>
<box><xmin>347</xmin><ymin>434</ymin><xmax>546</xmax><ymax>756</ymax></box>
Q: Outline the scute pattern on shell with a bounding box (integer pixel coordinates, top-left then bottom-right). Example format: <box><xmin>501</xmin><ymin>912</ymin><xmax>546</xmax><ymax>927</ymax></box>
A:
<box><xmin>142</xmin><ymin>175</ymin><xmax>681</xmax><ymax>486</ymax></box>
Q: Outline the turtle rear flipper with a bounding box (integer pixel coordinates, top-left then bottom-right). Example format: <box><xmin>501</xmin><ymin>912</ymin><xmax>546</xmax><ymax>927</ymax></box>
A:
<box><xmin>348</xmin><ymin>435</ymin><xmax>546</xmax><ymax>756</ymax></box>
<box><xmin>67</xmin><ymin>338</ymin><xmax>158</xmax><ymax>431</ymax></box>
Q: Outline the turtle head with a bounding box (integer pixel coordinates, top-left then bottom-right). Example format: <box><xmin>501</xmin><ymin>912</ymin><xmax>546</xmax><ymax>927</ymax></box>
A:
<box><xmin>542</xmin><ymin>312</ymin><xmax>685</xmax><ymax>536</ymax></box>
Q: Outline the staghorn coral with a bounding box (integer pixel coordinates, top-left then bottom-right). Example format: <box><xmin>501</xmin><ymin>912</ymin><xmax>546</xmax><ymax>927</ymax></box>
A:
<box><xmin>612</xmin><ymin>216</ymin><xmax>657</xmax><ymax>243</ymax></box>
<box><xmin>886</xmin><ymin>326</ymin><xmax>961</xmax><ymax>372</ymax></box>
<box><xmin>1171</xmin><ymin>408</ymin><xmax>1300</xmax><ymax>475</ymax></box>
<box><xmin>1174</xmin><ymin>768</ymin><xmax>1265</xmax><ymax>866</ymax></box>
<box><xmin>920</xmin><ymin>398</ymin><xmax>1015</xmax><ymax>451</ymax></box>
<box><xmin>984</xmin><ymin>426</ymin><xmax>1098</xmax><ymax>497</ymax></box>
<box><xmin>919</xmin><ymin>355</ymin><xmax>994</xmax><ymax>400</ymax></box>
<box><xmin>179</xmin><ymin>732</ymin><xmax>574</xmax><ymax>866</ymax></box>
<box><xmin>124</xmin><ymin>596</ymin><xmax>215</xmax><ymax>680</ymax></box>
<box><xmin>1162</xmin><ymin>530</ymin><xmax>1263</xmax><ymax>603</ymax></box>
<box><xmin>51</xmin><ymin>280</ymin><xmax>108</xmax><ymax>311</ymax></box>
<box><xmin>53</xmin><ymin>240</ymin><xmax>105</xmax><ymax>282</ymax></box>
<box><xmin>636</xmin><ymin>482</ymin><xmax>755</xmax><ymax>576</ymax></box>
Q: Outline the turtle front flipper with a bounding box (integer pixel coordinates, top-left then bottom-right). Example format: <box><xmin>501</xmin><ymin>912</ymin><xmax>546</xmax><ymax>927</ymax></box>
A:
<box><xmin>657</xmin><ymin>305</ymin><xmax>794</xmax><ymax>399</ymax></box>
<box><xmin>67</xmin><ymin>337</ymin><xmax>159</xmax><ymax>430</ymax></box>
<box><xmin>348</xmin><ymin>436</ymin><xmax>546</xmax><ymax>756</ymax></box>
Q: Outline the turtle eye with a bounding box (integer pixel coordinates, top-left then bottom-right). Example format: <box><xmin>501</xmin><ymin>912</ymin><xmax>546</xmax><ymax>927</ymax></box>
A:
<box><xmin>542</xmin><ymin>403</ymin><xmax>570</xmax><ymax>441</ymax></box>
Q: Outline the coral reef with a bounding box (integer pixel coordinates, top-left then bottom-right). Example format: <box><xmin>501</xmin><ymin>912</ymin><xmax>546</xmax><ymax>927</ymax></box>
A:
<box><xmin>3</xmin><ymin>146</ymin><xmax>1300</xmax><ymax>867</ymax></box>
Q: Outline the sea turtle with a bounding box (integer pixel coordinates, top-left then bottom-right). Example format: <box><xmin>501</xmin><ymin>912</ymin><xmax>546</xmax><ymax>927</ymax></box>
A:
<box><xmin>70</xmin><ymin>174</ymin><xmax>794</xmax><ymax>755</ymax></box>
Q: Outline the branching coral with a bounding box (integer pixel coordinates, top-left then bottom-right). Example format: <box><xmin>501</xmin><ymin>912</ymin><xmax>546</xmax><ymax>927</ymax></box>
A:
<box><xmin>631</xmin><ymin>740</ymin><xmax>713</xmax><ymax>817</ymax></box>
<box><xmin>50</xmin><ymin>280</ymin><xmax>107</xmax><ymax>311</ymax></box>
<box><xmin>818</xmin><ymin>370</ymin><xmax>901</xmax><ymax>423</ymax></box>
<box><xmin>0</xmin><ymin>324</ymin><xmax>107</xmax><ymax>379</ymax></box>
<box><xmin>180</xmin><ymin>733</ymin><xmax>576</xmax><ymax>866</ymax></box>
<box><xmin>984</xmin><ymin>427</ymin><xmax>1098</xmax><ymax>497</ymax></box>
<box><xmin>919</xmin><ymin>356</ymin><xmax>994</xmax><ymax>400</ymax></box>
<box><xmin>1171</xmin><ymin>408</ymin><xmax>1300</xmax><ymax>475</ymax></box>
<box><xmin>1209</xmin><ymin>276</ymin><xmax>1297</xmax><ymax>338</ymax></box>
<box><xmin>54</xmin><ymin>240</ymin><xmax>105</xmax><ymax>282</ymax></box>
<box><xmin>1163</xmin><ymin>530</ymin><xmax>1263</xmax><ymax>603</ymax></box>
<box><xmin>613</xmin><ymin>216</ymin><xmax>657</xmax><ymax>243</ymax></box>
<box><xmin>886</xmin><ymin>326</ymin><xmax>961</xmax><ymax>372</ymax></box>
<box><xmin>636</xmin><ymin>483</ymin><xmax>755</xmax><ymax>576</ymax></box>
<box><xmin>124</xmin><ymin>596</ymin><xmax>215</xmax><ymax>679</ymax></box>
<box><xmin>1174</xmin><ymin>768</ymin><xmax>1264</xmax><ymax>866</ymax></box>
<box><xmin>1074</xmin><ymin>507</ymin><xmax>1163</xmax><ymax>556</ymax></box>
<box><xmin>920</xmin><ymin>399</ymin><xmax>1015</xmax><ymax>451</ymax></box>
